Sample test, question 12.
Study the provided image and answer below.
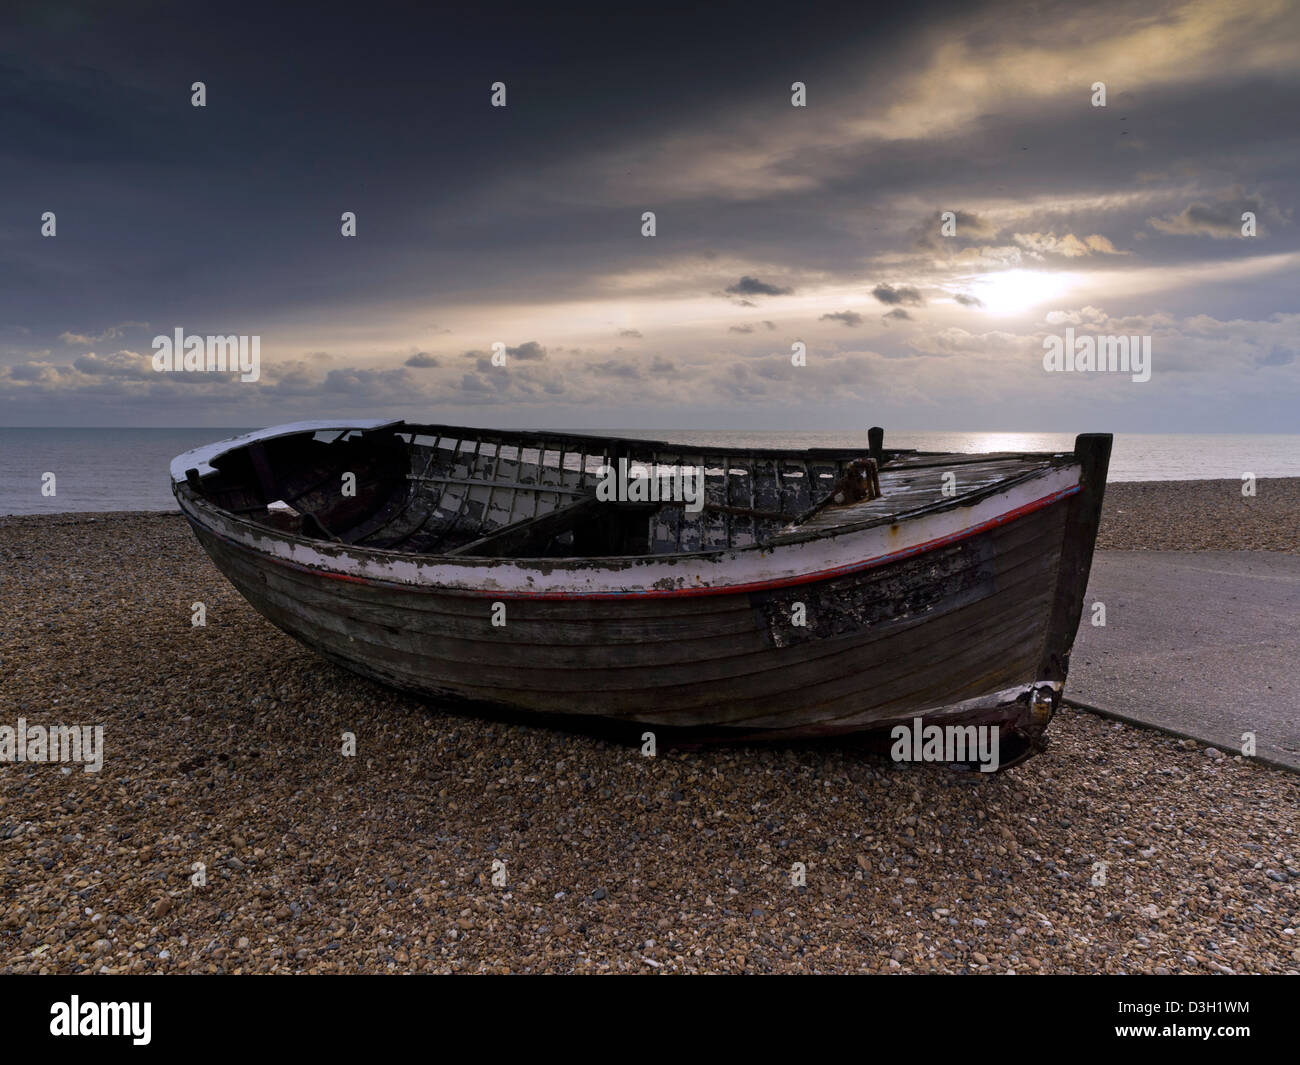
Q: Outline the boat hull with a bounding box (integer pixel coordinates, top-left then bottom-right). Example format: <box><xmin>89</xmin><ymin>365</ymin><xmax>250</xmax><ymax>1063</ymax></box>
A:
<box><xmin>178</xmin><ymin>446</ymin><xmax>1107</xmax><ymax>764</ymax></box>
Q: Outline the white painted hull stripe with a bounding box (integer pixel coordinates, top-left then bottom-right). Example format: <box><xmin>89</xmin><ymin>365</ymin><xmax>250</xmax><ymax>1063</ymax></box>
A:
<box><xmin>181</xmin><ymin>464</ymin><xmax>1081</xmax><ymax>599</ymax></box>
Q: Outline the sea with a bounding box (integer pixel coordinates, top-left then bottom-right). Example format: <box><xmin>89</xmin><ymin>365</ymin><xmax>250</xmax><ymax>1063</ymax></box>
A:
<box><xmin>1</xmin><ymin>427</ymin><xmax>1298</xmax><ymax>515</ymax></box>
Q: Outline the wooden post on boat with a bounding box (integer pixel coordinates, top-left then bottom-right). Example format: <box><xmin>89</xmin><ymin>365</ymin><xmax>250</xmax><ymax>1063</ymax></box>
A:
<box><xmin>1038</xmin><ymin>432</ymin><xmax>1113</xmax><ymax>686</ymax></box>
<box><xmin>868</xmin><ymin>426</ymin><xmax>884</xmax><ymax>467</ymax></box>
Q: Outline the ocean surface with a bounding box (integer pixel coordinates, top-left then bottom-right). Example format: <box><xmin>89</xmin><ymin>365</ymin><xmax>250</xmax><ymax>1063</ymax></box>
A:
<box><xmin>1</xmin><ymin>427</ymin><xmax>1298</xmax><ymax>515</ymax></box>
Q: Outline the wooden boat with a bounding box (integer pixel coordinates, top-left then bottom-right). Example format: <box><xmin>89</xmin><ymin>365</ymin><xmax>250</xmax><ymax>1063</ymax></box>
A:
<box><xmin>171</xmin><ymin>422</ymin><xmax>1111</xmax><ymax>767</ymax></box>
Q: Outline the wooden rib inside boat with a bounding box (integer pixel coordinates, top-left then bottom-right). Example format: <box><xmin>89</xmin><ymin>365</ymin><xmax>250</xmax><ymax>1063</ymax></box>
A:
<box><xmin>172</xmin><ymin>423</ymin><xmax>1112</xmax><ymax>769</ymax></box>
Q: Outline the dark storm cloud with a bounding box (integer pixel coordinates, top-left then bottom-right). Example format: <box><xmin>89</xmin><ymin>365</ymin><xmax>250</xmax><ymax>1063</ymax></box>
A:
<box><xmin>507</xmin><ymin>342</ymin><xmax>547</xmax><ymax>361</ymax></box>
<box><xmin>882</xmin><ymin>309</ymin><xmax>913</xmax><ymax>322</ymax></box>
<box><xmin>1148</xmin><ymin>198</ymin><xmax>1261</xmax><ymax>238</ymax></box>
<box><xmin>912</xmin><ymin>209</ymin><xmax>996</xmax><ymax>249</ymax></box>
<box><xmin>3</xmin><ymin>0</ymin><xmax>1300</xmax><ymax>429</ymax></box>
<box><xmin>1</xmin><ymin>3</ymin><xmax>882</xmax><ymax>334</ymax></box>
<box><xmin>6</xmin><ymin>363</ymin><xmax>51</xmax><ymax>382</ymax></box>
<box><xmin>725</xmin><ymin>276</ymin><xmax>793</xmax><ymax>297</ymax></box>
<box><xmin>872</xmin><ymin>284</ymin><xmax>924</xmax><ymax>307</ymax></box>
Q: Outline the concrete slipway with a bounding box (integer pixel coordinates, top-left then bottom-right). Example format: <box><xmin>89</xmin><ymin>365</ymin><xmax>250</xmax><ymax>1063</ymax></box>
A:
<box><xmin>1069</xmin><ymin>551</ymin><xmax>1300</xmax><ymax>771</ymax></box>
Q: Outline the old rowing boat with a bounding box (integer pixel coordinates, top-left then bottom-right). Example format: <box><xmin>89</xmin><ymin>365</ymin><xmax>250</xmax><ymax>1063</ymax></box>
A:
<box><xmin>171</xmin><ymin>423</ymin><xmax>1111</xmax><ymax>767</ymax></box>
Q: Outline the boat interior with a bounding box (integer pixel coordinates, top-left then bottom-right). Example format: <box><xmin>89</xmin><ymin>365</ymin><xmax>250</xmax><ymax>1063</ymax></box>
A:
<box><xmin>178</xmin><ymin>425</ymin><xmax>1075</xmax><ymax>558</ymax></box>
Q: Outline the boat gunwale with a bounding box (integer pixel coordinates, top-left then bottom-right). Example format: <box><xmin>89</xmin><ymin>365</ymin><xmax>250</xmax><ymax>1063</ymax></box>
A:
<box><xmin>174</xmin><ymin>456</ymin><xmax>1078</xmax><ymax>565</ymax></box>
<box><xmin>176</xmin><ymin>476</ymin><xmax>1082</xmax><ymax>600</ymax></box>
<box><xmin>172</xmin><ymin>421</ymin><xmax>1082</xmax><ymax>563</ymax></box>
<box><xmin>169</xmin><ymin>419</ymin><xmax>925</xmax><ymax>482</ymax></box>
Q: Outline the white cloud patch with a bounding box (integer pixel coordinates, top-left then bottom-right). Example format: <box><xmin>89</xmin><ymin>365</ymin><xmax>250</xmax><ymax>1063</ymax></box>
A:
<box><xmin>1013</xmin><ymin>232</ymin><xmax>1127</xmax><ymax>258</ymax></box>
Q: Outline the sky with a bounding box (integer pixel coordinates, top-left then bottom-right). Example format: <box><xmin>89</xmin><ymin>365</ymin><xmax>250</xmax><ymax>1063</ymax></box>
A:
<box><xmin>2</xmin><ymin>0</ymin><xmax>1298</xmax><ymax>431</ymax></box>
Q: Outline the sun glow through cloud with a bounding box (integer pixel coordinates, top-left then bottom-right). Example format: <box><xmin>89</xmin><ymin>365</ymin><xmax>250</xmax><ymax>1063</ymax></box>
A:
<box><xmin>961</xmin><ymin>270</ymin><xmax>1077</xmax><ymax>317</ymax></box>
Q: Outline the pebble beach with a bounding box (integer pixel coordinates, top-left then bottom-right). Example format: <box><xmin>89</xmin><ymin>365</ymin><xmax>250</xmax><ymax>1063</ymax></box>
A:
<box><xmin>1</xmin><ymin>479</ymin><xmax>1298</xmax><ymax>975</ymax></box>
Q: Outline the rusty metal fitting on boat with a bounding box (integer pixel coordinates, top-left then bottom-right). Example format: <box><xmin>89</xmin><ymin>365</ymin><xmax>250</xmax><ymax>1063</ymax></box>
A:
<box><xmin>829</xmin><ymin>457</ymin><xmax>881</xmax><ymax>506</ymax></box>
<box><xmin>1029</xmin><ymin>685</ymin><xmax>1057</xmax><ymax>725</ymax></box>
